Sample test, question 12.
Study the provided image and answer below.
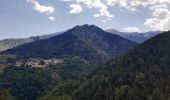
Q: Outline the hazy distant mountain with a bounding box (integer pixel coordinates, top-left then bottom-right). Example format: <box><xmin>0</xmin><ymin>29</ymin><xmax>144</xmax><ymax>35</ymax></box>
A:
<box><xmin>106</xmin><ymin>29</ymin><xmax>161</xmax><ymax>43</ymax></box>
<box><xmin>73</xmin><ymin>31</ymin><xmax>170</xmax><ymax>100</ymax></box>
<box><xmin>0</xmin><ymin>32</ymin><xmax>63</xmax><ymax>52</ymax></box>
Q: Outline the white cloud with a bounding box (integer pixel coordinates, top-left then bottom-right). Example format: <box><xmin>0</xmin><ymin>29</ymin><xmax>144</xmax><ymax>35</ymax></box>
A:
<box><xmin>105</xmin><ymin>0</ymin><xmax>170</xmax><ymax>31</ymax></box>
<box><xmin>27</xmin><ymin>0</ymin><xmax>54</xmax><ymax>14</ymax></box>
<box><xmin>101</xmin><ymin>20</ymin><xmax>106</xmax><ymax>23</ymax></box>
<box><xmin>144</xmin><ymin>4</ymin><xmax>170</xmax><ymax>31</ymax></box>
<box><xmin>144</xmin><ymin>18</ymin><xmax>160</xmax><ymax>29</ymax></box>
<box><xmin>94</xmin><ymin>7</ymin><xmax>113</xmax><ymax>18</ymax></box>
<box><xmin>48</xmin><ymin>16</ymin><xmax>55</xmax><ymax>21</ymax></box>
<box><xmin>106</xmin><ymin>0</ymin><xmax>139</xmax><ymax>11</ymax></box>
<box><xmin>122</xmin><ymin>27</ymin><xmax>141</xmax><ymax>32</ymax></box>
<box><xmin>59</xmin><ymin>0</ymin><xmax>170</xmax><ymax>27</ymax></box>
<box><xmin>144</xmin><ymin>17</ymin><xmax>170</xmax><ymax>31</ymax></box>
<box><xmin>70</xmin><ymin>4</ymin><xmax>83</xmax><ymax>14</ymax></box>
<box><xmin>61</xmin><ymin>0</ymin><xmax>113</xmax><ymax>18</ymax></box>
<box><xmin>106</xmin><ymin>0</ymin><xmax>170</xmax><ymax>12</ymax></box>
<box><xmin>150</xmin><ymin>4</ymin><xmax>168</xmax><ymax>10</ymax></box>
<box><xmin>27</xmin><ymin>0</ymin><xmax>55</xmax><ymax>20</ymax></box>
<box><xmin>152</xmin><ymin>8</ymin><xmax>170</xmax><ymax>18</ymax></box>
<box><xmin>26</xmin><ymin>0</ymin><xmax>170</xmax><ymax>28</ymax></box>
<box><xmin>92</xmin><ymin>0</ymin><xmax>113</xmax><ymax>18</ymax></box>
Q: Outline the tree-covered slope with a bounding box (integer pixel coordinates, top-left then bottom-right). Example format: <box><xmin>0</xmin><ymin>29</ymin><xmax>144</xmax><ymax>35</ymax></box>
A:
<box><xmin>73</xmin><ymin>31</ymin><xmax>170</xmax><ymax>100</ymax></box>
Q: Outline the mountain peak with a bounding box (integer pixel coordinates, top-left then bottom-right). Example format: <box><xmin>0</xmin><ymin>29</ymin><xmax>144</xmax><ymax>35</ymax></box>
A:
<box><xmin>71</xmin><ymin>24</ymin><xmax>103</xmax><ymax>32</ymax></box>
<box><xmin>74</xmin><ymin>24</ymin><xmax>98</xmax><ymax>28</ymax></box>
<box><xmin>64</xmin><ymin>24</ymin><xmax>107</xmax><ymax>38</ymax></box>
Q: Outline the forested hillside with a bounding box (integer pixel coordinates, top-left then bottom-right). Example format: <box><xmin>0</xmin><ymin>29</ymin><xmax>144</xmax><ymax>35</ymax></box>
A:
<box><xmin>72</xmin><ymin>31</ymin><xmax>170</xmax><ymax>100</ymax></box>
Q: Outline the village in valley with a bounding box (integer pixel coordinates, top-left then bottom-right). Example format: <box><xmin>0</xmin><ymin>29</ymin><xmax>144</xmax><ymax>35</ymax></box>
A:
<box><xmin>15</xmin><ymin>58</ymin><xmax>64</xmax><ymax>68</ymax></box>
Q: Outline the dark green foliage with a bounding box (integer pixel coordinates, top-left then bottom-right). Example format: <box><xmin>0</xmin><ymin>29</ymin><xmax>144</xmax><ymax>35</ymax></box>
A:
<box><xmin>37</xmin><ymin>94</ymin><xmax>72</xmax><ymax>100</ymax></box>
<box><xmin>0</xmin><ymin>66</ymin><xmax>54</xmax><ymax>100</ymax></box>
<box><xmin>152</xmin><ymin>88</ymin><xmax>165</xmax><ymax>100</ymax></box>
<box><xmin>0</xmin><ymin>89</ymin><xmax>13</xmax><ymax>100</ymax></box>
<box><xmin>49</xmin><ymin>56</ymin><xmax>95</xmax><ymax>80</ymax></box>
<box><xmin>73</xmin><ymin>31</ymin><xmax>170</xmax><ymax>100</ymax></box>
<box><xmin>115</xmin><ymin>85</ymin><xmax>137</xmax><ymax>100</ymax></box>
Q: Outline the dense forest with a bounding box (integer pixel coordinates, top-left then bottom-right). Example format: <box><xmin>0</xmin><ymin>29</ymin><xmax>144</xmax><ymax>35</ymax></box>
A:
<box><xmin>72</xmin><ymin>31</ymin><xmax>170</xmax><ymax>100</ymax></box>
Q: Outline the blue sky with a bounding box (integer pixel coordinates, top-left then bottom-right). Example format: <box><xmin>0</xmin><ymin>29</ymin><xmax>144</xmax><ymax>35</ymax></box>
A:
<box><xmin>0</xmin><ymin>0</ymin><xmax>170</xmax><ymax>40</ymax></box>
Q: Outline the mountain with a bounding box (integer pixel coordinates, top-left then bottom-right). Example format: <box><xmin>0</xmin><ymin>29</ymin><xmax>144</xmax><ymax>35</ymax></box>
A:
<box><xmin>0</xmin><ymin>32</ymin><xmax>62</xmax><ymax>52</ymax></box>
<box><xmin>106</xmin><ymin>29</ymin><xmax>161</xmax><ymax>43</ymax></box>
<box><xmin>0</xmin><ymin>25</ymin><xmax>137</xmax><ymax>100</ymax></box>
<box><xmin>73</xmin><ymin>31</ymin><xmax>170</xmax><ymax>100</ymax></box>
<box><xmin>1</xmin><ymin>27</ymin><xmax>156</xmax><ymax>52</ymax></box>
<box><xmin>2</xmin><ymin>25</ymin><xmax>137</xmax><ymax>63</ymax></box>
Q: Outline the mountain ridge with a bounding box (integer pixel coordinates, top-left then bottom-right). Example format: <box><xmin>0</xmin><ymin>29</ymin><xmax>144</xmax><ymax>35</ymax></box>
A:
<box><xmin>0</xmin><ymin>31</ymin><xmax>63</xmax><ymax>52</ymax></box>
<box><xmin>106</xmin><ymin>28</ymin><xmax>161</xmax><ymax>43</ymax></box>
<box><xmin>0</xmin><ymin>26</ymin><xmax>159</xmax><ymax>52</ymax></box>
<box><xmin>2</xmin><ymin>25</ymin><xmax>137</xmax><ymax>63</ymax></box>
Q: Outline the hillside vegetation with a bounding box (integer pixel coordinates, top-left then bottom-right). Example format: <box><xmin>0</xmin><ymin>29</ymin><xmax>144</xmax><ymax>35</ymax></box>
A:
<box><xmin>73</xmin><ymin>31</ymin><xmax>170</xmax><ymax>100</ymax></box>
